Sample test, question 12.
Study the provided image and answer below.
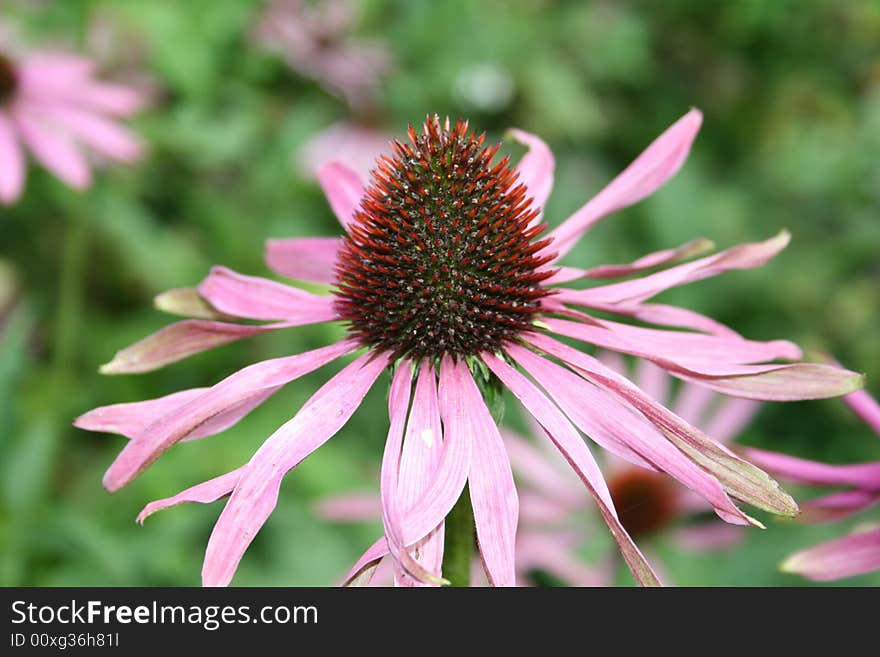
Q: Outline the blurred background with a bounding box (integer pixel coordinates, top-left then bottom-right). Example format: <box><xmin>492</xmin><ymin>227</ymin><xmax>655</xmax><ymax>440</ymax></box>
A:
<box><xmin>1</xmin><ymin>0</ymin><xmax>878</xmax><ymax>586</ymax></box>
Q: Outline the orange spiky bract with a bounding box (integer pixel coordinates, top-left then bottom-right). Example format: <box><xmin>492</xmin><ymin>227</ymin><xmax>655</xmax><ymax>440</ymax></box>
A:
<box><xmin>334</xmin><ymin>115</ymin><xmax>556</xmax><ymax>360</ymax></box>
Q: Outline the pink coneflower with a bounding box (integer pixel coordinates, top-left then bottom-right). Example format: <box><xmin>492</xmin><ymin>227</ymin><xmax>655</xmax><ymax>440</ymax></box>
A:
<box><xmin>320</xmin><ymin>356</ymin><xmax>758</xmax><ymax>586</ymax></box>
<box><xmin>77</xmin><ymin>112</ymin><xmax>862</xmax><ymax>587</ymax></box>
<box><xmin>0</xmin><ymin>47</ymin><xmax>144</xmax><ymax>204</ymax></box>
<box><xmin>746</xmin><ymin>386</ymin><xmax>880</xmax><ymax>581</ymax></box>
<box><xmin>252</xmin><ymin>0</ymin><xmax>392</xmax><ymax>112</ymax></box>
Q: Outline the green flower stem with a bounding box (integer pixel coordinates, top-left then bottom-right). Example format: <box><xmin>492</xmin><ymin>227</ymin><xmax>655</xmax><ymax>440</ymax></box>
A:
<box><xmin>442</xmin><ymin>485</ymin><xmax>474</xmax><ymax>587</ymax></box>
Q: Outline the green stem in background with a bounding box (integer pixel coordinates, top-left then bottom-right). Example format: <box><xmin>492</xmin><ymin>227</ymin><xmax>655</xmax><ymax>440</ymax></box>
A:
<box><xmin>442</xmin><ymin>485</ymin><xmax>474</xmax><ymax>587</ymax></box>
<box><xmin>54</xmin><ymin>215</ymin><xmax>88</xmax><ymax>376</ymax></box>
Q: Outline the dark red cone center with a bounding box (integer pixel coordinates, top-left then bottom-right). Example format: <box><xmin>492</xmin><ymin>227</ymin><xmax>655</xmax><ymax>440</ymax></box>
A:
<box><xmin>0</xmin><ymin>54</ymin><xmax>19</xmax><ymax>105</ymax></box>
<box><xmin>608</xmin><ymin>468</ymin><xmax>679</xmax><ymax>538</ymax></box>
<box><xmin>334</xmin><ymin>116</ymin><xmax>556</xmax><ymax>360</ymax></box>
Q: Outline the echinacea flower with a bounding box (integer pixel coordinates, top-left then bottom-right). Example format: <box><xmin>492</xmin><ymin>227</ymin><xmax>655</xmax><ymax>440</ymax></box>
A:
<box><xmin>252</xmin><ymin>0</ymin><xmax>392</xmax><ymax>112</ymax></box>
<box><xmin>76</xmin><ymin>112</ymin><xmax>862</xmax><ymax>587</ymax></box>
<box><xmin>318</xmin><ymin>354</ymin><xmax>760</xmax><ymax>586</ymax></box>
<box><xmin>746</xmin><ymin>385</ymin><xmax>880</xmax><ymax>581</ymax></box>
<box><xmin>0</xmin><ymin>47</ymin><xmax>145</xmax><ymax>204</ymax></box>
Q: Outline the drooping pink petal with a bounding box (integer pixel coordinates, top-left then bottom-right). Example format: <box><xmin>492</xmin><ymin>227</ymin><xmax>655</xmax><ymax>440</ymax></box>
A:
<box><xmin>100</xmin><ymin>319</ymin><xmax>306</xmax><ymax>374</ymax></box>
<box><xmin>547</xmin><ymin>109</ymin><xmax>703</xmax><ymax>260</ymax></box>
<box><xmin>482</xmin><ymin>351</ymin><xmax>661</xmax><ymax>586</ymax></box>
<box><xmin>76</xmin><ymin>386</ymin><xmax>277</xmax><ymax>443</ymax></box>
<box><xmin>456</xmin><ymin>359</ymin><xmax>518</xmax><ymax>587</ymax></box>
<box><xmin>702</xmin><ymin>397</ymin><xmax>761</xmax><ymax>444</ymax></box>
<box><xmin>676</xmin><ymin>364</ymin><xmax>865</xmax><ymax>401</ymax></box>
<box><xmin>34</xmin><ymin>105</ymin><xmax>142</xmax><ymax>162</ymax></box>
<box><xmin>197</xmin><ymin>266</ymin><xmax>337</xmax><ymax>322</ymax></box>
<box><xmin>505</xmin><ymin>345</ymin><xmax>753</xmax><ymax>526</ymax></box>
<box><xmin>509</xmin><ymin>128</ymin><xmax>553</xmax><ymax>225</ymax></box>
<box><xmin>137</xmin><ymin>467</ymin><xmax>244</xmax><ymax>524</ymax></box>
<box><xmin>102</xmin><ymin>339</ymin><xmax>357</xmax><ymax>491</ymax></box>
<box><xmin>742</xmin><ymin>448</ymin><xmax>880</xmax><ymax>491</ymax></box>
<box><xmin>528</xmin><ymin>333</ymin><xmax>799</xmax><ymax>518</ymax></box>
<box><xmin>799</xmin><ymin>490</ymin><xmax>880</xmax><ymax>523</ymax></box>
<box><xmin>13</xmin><ymin>106</ymin><xmax>91</xmax><ymax>189</ymax></box>
<box><xmin>342</xmin><ymin>537</ymin><xmax>389</xmax><ymax>587</ymax></box>
<box><xmin>843</xmin><ymin>387</ymin><xmax>880</xmax><ymax>436</ymax></box>
<box><xmin>781</xmin><ymin>528</ymin><xmax>880</xmax><ymax>581</ymax></box>
<box><xmin>264</xmin><ymin>237</ymin><xmax>342</xmax><ymax>284</ymax></box>
<box><xmin>202</xmin><ymin>351</ymin><xmax>390</xmax><ymax>586</ymax></box>
<box><xmin>552</xmin><ymin>231</ymin><xmax>790</xmax><ymax>306</ymax></box>
<box><xmin>0</xmin><ymin>112</ymin><xmax>25</xmax><ymax>204</ymax></box>
<box><xmin>545</xmin><ymin>238</ymin><xmax>713</xmax><ymax>284</ymax></box>
<box><xmin>317</xmin><ymin>161</ymin><xmax>364</xmax><ymax>231</ymax></box>
<box><xmin>153</xmin><ymin>288</ymin><xmax>225</xmax><ymax>320</ymax></box>
<box><xmin>573</xmin><ymin>301</ymin><xmax>742</xmax><ymax>338</ymax></box>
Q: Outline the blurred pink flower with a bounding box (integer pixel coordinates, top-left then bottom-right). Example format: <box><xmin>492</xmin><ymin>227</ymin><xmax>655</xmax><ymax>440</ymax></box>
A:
<box><xmin>252</xmin><ymin>0</ymin><xmax>392</xmax><ymax>112</ymax></box>
<box><xmin>296</xmin><ymin>120</ymin><xmax>391</xmax><ymax>181</ymax></box>
<box><xmin>0</xmin><ymin>47</ymin><xmax>145</xmax><ymax>204</ymax></box>
<box><xmin>76</xmin><ymin>112</ymin><xmax>861</xmax><ymax>587</ymax></box>
<box><xmin>746</xmin><ymin>386</ymin><xmax>880</xmax><ymax>581</ymax></box>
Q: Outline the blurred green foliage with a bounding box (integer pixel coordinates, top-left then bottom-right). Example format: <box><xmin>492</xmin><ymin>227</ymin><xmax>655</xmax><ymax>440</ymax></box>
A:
<box><xmin>1</xmin><ymin>0</ymin><xmax>878</xmax><ymax>586</ymax></box>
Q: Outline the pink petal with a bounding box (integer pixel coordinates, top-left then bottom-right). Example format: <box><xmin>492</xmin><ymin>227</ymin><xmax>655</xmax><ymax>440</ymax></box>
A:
<box><xmin>153</xmin><ymin>288</ymin><xmax>225</xmax><ymax>320</ymax></box>
<box><xmin>800</xmin><ymin>490</ymin><xmax>880</xmax><ymax>523</ymax></box>
<box><xmin>137</xmin><ymin>467</ymin><xmax>244</xmax><ymax>524</ymax></box>
<box><xmin>34</xmin><ymin>105</ymin><xmax>142</xmax><ymax>162</ymax></box>
<box><xmin>76</xmin><ymin>386</ymin><xmax>277</xmax><ymax>444</ymax></box>
<box><xmin>483</xmin><ymin>351</ymin><xmax>661</xmax><ymax>586</ymax></box>
<box><xmin>528</xmin><ymin>333</ymin><xmax>799</xmax><ymax>518</ymax></box>
<box><xmin>315</xmin><ymin>493</ymin><xmax>383</xmax><ymax>522</ymax></box>
<box><xmin>545</xmin><ymin>238</ymin><xmax>713</xmax><ymax>284</ymax></box>
<box><xmin>573</xmin><ymin>301</ymin><xmax>742</xmax><ymax>338</ymax></box>
<box><xmin>456</xmin><ymin>359</ymin><xmax>518</xmax><ymax>587</ymax></box>
<box><xmin>197</xmin><ymin>266</ymin><xmax>336</xmax><ymax>322</ymax></box>
<box><xmin>0</xmin><ymin>112</ymin><xmax>25</xmax><ymax>204</ymax></box>
<box><xmin>13</xmin><ymin>106</ymin><xmax>91</xmax><ymax>190</ymax></box>
<box><xmin>547</xmin><ymin>109</ymin><xmax>703</xmax><ymax>260</ymax></box>
<box><xmin>505</xmin><ymin>345</ymin><xmax>753</xmax><ymax>526</ymax></box>
<box><xmin>673</xmin><ymin>380</ymin><xmax>716</xmax><ymax>426</ymax></box>
<box><xmin>781</xmin><ymin>528</ymin><xmax>880</xmax><ymax>581</ymax></box>
<box><xmin>517</xmin><ymin>533</ymin><xmax>609</xmax><ymax>586</ymax></box>
<box><xmin>702</xmin><ymin>397</ymin><xmax>761</xmax><ymax>444</ymax></box>
<box><xmin>202</xmin><ymin>351</ymin><xmax>390</xmax><ymax>586</ymax></box>
<box><xmin>742</xmin><ymin>448</ymin><xmax>880</xmax><ymax>491</ymax></box>
<box><xmin>508</xmin><ymin>128</ymin><xmax>554</xmax><ymax>225</ymax></box>
<box><xmin>553</xmin><ymin>231</ymin><xmax>790</xmax><ymax>307</ymax></box>
<box><xmin>503</xmin><ymin>430</ymin><xmax>586</xmax><ymax>505</ymax></box>
<box><xmin>264</xmin><ymin>237</ymin><xmax>342</xmax><ymax>284</ymax></box>
<box><xmin>342</xmin><ymin>537</ymin><xmax>389</xmax><ymax>587</ymax></box>
<box><xmin>844</xmin><ymin>388</ymin><xmax>880</xmax><ymax>437</ymax></box>
<box><xmin>100</xmin><ymin>319</ymin><xmax>303</xmax><ymax>374</ymax></box>
<box><xmin>635</xmin><ymin>359</ymin><xmax>670</xmax><ymax>404</ymax></box>
<box><xmin>670</xmin><ymin>523</ymin><xmax>744</xmax><ymax>552</ymax></box>
<box><xmin>317</xmin><ymin>161</ymin><xmax>364</xmax><ymax>231</ymax></box>
<box><xmin>102</xmin><ymin>339</ymin><xmax>357</xmax><ymax>491</ymax></box>
<box><xmin>64</xmin><ymin>82</ymin><xmax>146</xmax><ymax>116</ymax></box>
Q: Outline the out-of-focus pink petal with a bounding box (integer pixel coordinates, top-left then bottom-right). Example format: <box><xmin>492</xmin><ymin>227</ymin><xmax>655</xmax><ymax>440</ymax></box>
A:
<box><xmin>843</xmin><ymin>387</ymin><xmax>880</xmax><ymax>437</ymax></box>
<box><xmin>703</xmin><ymin>397</ymin><xmax>761</xmax><ymax>444</ymax></box>
<box><xmin>553</xmin><ymin>231</ymin><xmax>790</xmax><ymax>306</ymax></box>
<box><xmin>528</xmin><ymin>333</ymin><xmax>799</xmax><ymax>518</ymax></box>
<box><xmin>743</xmin><ymin>448</ymin><xmax>880</xmax><ymax>491</ymax></box>
<box><xmin>296</xmin><ymin>121</ymin><xmax>389</xmax><ymax>181</ymax></box>
<box><xmin>202</xmin><ymin>351</ymin><xmax>390</xmax><ymax>586</ymax></box>
<box><xmin>314</xmin><ymin>493</ymin><xmax>383</xmax><ymax>521</ymax></box>
<box><xmin>264</xmin><ymin>237</ymin><xmax>342</xmax><ymax>284</ymax></box>
<box><xmin>102</xmin><ymin>339</ymin><xmax>357</xmax><ymax>491</ymax></box>
<box><xmin>34</xmin><ymin>105</ymin><xmax>142</xmax><ymax>162</ymax></box>
<box><xmin>317</xmin><ymin>161</ymin><xmax>364</xmax><ymax>231</ymax></box>
<box><xmin>136</xmin><ymin>467</ymin><xmax>244</xmax><ymax>524</ymax></box>
<box><xmin>545</xmin><ymin>238</ymin><xmax>713</xmax><ymax>284</ymax></box>
<box><xmin>457</xmin><ymin>359</ymin><xmax>518</xmax><ymax>587</ymax></box>
<box><xmin>0</xmin><ymin>113</ymin><xmax>25</xmax><ymax>204</ymax></box>
<box><xmin>503</xmin><ymin>430</ymin><xmax>585</xmax><ymax>505</ymax></box>
<box><xmin>506</xmin><ymin>345</ymin><xmax>753</xmax><ymax>526</ymax></box>
<box><xmin>547</xmin><ymin>109</ymin><xmax>703</xmax><ymax>260</ymax></box>
<box><xmin>483</xmin><ymin>351</ymin><xmax>661</xmax><ymax>586</ymax></box>
<box><xmin>13</xmin><ymin>106</ymin><xmax>91</xmax><ymax>190</ymax></box>
<box><xmin>636</xmin><ymin>359</ymin><xmax>670</xmax><ymax>404</ymax></box>
<box><xmin>197</xmin><ymin>266</ymin><xmax>336</xmax><ymax>322</ymax></box>
<box><xmin>16</xmin><ymin>54</ymin><xmax>94</xmax><ymax>91</ymax></box>
<box><xmin>670</xmin><ymin>523</ymin><xmax>744</xmax><ymax>552</ymax></box>
<box><xmin>800</xmin><ymin>490</ymin><xmax>880</xmax><ymax>523</ymax></box>
<box><xmin>342</xmin><ymin>537</ymin><xmax>388</xmax><ymax>587</ymax></box>
<box><xmin>781</xmin><ymin>528</ymin><xmax>880</xmax><ymax>581</ymax></box>
<box><xmin>508</xmin><ymin>128</ymin><xmax>553</xmax><ymax>225</ymax></box>
<box><xmin>65</xmin><ymin>82</ymin><xmax>146</xmax><ymax>116</ymax></box>
<box><xmin>673</xmin><ymin>380</ymin><xmax>716</xmax><ymax>426</ymax></box>
<box><xmin>517</xmin><ymin>533</ymin><xmax>609</xmax><ymax>586</ymax></box>
<box><xmin>100</xmin><ymin>319</ymin><xmax>307</xmax><ymax>374</ymax></box>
